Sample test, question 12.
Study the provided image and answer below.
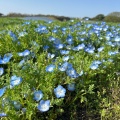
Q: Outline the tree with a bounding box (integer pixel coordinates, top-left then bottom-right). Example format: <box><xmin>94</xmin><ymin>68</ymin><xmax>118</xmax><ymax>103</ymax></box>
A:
<box><xmin>91</xmin><ymin>14</ymin><xmax>105</xmax><ymax>21</ymax></box>
<box><xmin>104</xmin><ymin>15</ymin><xmax>120</xmax><ymax>22</ymax></box>
<box><xmin>0</xmin><ymin>13</ymin><xmax>3</xmax><ymax>17</ymax></box>
<box><xmin>104</xmin><ymin>12</ymin><xmax>120</xmax><ymax>22</ymax></box>
<box><xmin>108</xmin><ymin>12</ymin><xmax>120</xmax><ymax>17</ymax></box>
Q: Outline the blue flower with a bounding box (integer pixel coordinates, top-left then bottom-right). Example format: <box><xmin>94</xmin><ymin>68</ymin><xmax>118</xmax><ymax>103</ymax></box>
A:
<box><xmin>90</xmin><ymin>60</ymin><xmax>102</xmax><ymax>70</ymax></box>
<box><xmin>47</xmin><ymin>53</ymin><xmax>55</xmax><ymax>59</ymax></box>
<box><xmin>0</xmin><ymin>53</ymin><xmax>13</xmax><ymax>64</ymax></box>
<box><xmin>13</xmin><ymin>101</ymin><xmax>21</xmax><ymax>110</ymax></box>
<box><xmin>66</xmin><ymin>68</ymin><xmax>79</xmax><ymax>78</ymax></box>
<box><xmin>114</xmin><ymin>36</ymin><xmax>120</xmax><ymax>42</ymax></box>
<box><xmin>58</xmin><ymin>62</ymin><xmax>72</xmax><ymax>72</ymax></box>
<box><xmin>0</xmin><ymin>68</ymin><xmax>4</xmax><ymax>76</ymax></box>
<box><xmin>22</xmin><ymin>108</ymin><xmax>27</xmax><ymax>113</ymax></box>
<box><xmin>3</xmin><ymin>53</ymin><xmax>13</xmax><ymax>63</ymax></box>
<box><xmin>35</xmin><ymin>25</ymin><xmax>48</xmax><ymax>34</ymax></box>
<box><xmin>108</xmin><ymin>51</ymin><xmax>119</xmax><ymax>56</ymax></box>
<box><xmin>18</xmin><ymin>31</ymin><xmax>27</xmax><ymax>37</ymax></box>
<box><xmin>33</xmin><ymin>90</ymin><xmax>43</xmax><ymax>101</ymax></box>
<box><xmin>18</xmin><ymin>59</ymin><xmax>25</xmax><ymax>67</ymax></box>
<box><xmin>66</xmin><ymin>35</ymin><xmax>73</xmax><ymax>45</ymax></box>
<box><xmin>18</xmin><ymin>50</ymin><xmax>30</xmax><ymax>57</ymax></box>
<box><xmin>49</xmin><ymin>36</ymin><xmax>56</xmax><ymax>42</ymax></box>
<box><xmin>73</xmin><ymin>43</ymin><xmax>85</xmax><ymax>51</ymax></box>
<box><xmin>60</xmin><ymin>50</ymin><xmax>69</xmax><ymax>55</ymax></box>
<box><xmin>0</xmin><ymin>87</ymin><xmax>6</xmax><ymax>97</ymax></box>
<box><xmin>38</xmin><ymin>100</ymin><xmax>50</xmax><ymax>112</ymax></box>
<box><xmin>43</xmin><ymin>45</ymin><xmax>49</xmax><ymax>51</ymax></box>
<box><xmin>62</xmin><ymin>56</ymin><xmax>69</xmax><ymax>61</ymax></box>
<box><xmin>8</xmin><ymin>31</ymin><xmax>17</xmax><ymax>41</ymax></box>
<box><xmin>54</xmin><ymin>44</ymin><xmax>64</xmax><ymax>49</ymax></box>
<box><xmin>52</xmin><ymin>29</ymin><xmax>58</xmax><ymax>33</ymax></box>
<box><xmin>97</xmin><ymin>46</ymin><xmax>104</xmax><ymax>52</ymax></box>
<box><xmin>0</xmin><ymin>112</ymin><xmax>7</xmax><ymax>117</ymax></box>
<box><xmin>10</xmin><ymin>75</ymin><xmax>22</xmax><ymax>88</ymax></box>
<box><xmin>84</xmin><ymin>46</ymin><xmax>95</xmax><ymax>54</ymax></box>
<box><xmin>54</xmin><ymin>85</ymin><xmax>66</xmax><ymax>98</ymax></box>
<box><xmin>67</xmin><ymin>83</ymin><xmax>75</xmax><ymax>91</ymax></box>
<box><xmin>46</xmin><ymin>64</ymin><xmax>55</xmax><ymax>72</ymax></box>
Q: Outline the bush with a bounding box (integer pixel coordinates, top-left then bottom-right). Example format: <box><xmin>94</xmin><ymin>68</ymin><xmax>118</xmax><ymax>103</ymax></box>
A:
<box><xmin>91</xmin><ymin>14</ymin><xmax>105</xmax><ymax>21</ymax></box>
<box><xmin>104</xmin><ymin>15</ymin><xmax>120</xmax><ymax>22</ymax></box>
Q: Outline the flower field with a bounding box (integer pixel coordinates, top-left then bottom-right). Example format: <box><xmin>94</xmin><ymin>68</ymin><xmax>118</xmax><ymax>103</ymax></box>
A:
<box><xmin>0</xmin><ymin>18</ymin><xmax>120</xmax><ymax>120</ymax></box>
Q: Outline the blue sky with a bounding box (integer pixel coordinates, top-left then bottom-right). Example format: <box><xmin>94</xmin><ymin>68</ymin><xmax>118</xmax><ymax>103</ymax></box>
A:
<box><xmin>0</xmin><ymin>0</ymin><xmax>120</xmax><ymax>18</ymax></box>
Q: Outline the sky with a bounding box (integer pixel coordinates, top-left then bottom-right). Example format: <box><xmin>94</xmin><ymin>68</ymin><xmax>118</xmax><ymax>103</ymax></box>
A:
<box><xmin>0</xmin><ymin>0</ymin><xmax>120</xmax><ymax>18</ymax></box>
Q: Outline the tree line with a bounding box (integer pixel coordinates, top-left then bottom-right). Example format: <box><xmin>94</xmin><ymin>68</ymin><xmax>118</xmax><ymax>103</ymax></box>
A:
<box><xmin>0</xmin><ymin>12</ymin><xmax>120</xmax><ymax>22</ymax></box>
<box><xmin>83</xmin><ymin>12</ymin><xmax>120</xmax><ymax>22</ymax></box>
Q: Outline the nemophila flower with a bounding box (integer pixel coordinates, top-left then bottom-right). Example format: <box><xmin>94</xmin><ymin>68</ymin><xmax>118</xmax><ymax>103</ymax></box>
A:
<box><xmin>47</xmin><ymin>53</ymin><xmax>55</xmax><ymax>59</ymax></box>
<box><xmin>46</xmin><ymin>64</ymin><xmax>55</xmax><ymax>72</ymax></box>
<box><xmin>97</xmin><ymin>46</ymin><xmax>104</xmax><ymax>52</ymax></box>
<box><xmin>66</xmin><ymin>68</ymin><xmax>79</xmax><ymax>78</ymax></box>
<box><xmin>54</xmin><ymin>85</ymin><xmax>66</xmax><ymax>98</ymax></box>
<box><xmin>13</xmin><ymin>101</ymin><xmax>21</xmax><ymax>110</ymax></box>
<box><xmin>90</xmin><ymin>60</ymin><xmax>101</xmax><ymax>70</ymax></box>
<box><xmin>66</xmin><ymin>45</ymin><xmax>72</xmax><ymax>50</ymax></box>
<box><xmin>43</xmin><ymin>45</ymin><xmax>49</xmax><ymax>51</ymax></box>
<box><xmin>0</xmin><ymin>112</ymin><xmax>7</xmax><ymax>117</ymax></box>
<box><xmin>35</xmin><ymin>25</ymin><xmax>48</xmax><ymax>34</ymax></box>
<box><xmin>58</xmin><ymin>62</ymin><xmax>72</xmax><ymax>72</ymax></box>
<box><xmin>114</xmin><ymin>36</ymin><xmax>120</xmax><ymax>42</ymax></box>
<box><xmin>0</xmin><ymin>68</ymin><xmax>4</xmax><ymax>76</ymax></box>
<box><xmin>10</xmin><ymin>75</ymin><xmax>22</xmax><ymax>88</ymax></box>
<box><xmin>52</xmin><ymin>29</ymin><xmax>58</xmax><ymax>33</ymax></box>
<box><xmin>108</xmin><ymin>51</ymin><xmax>119</xmax><ymax>56</ymax></box>
<box><xmin>93</xmin><ymin>60</ymin><xmax>102</xmax><ymax>65</ymax></box>
<box><xmin>54</xmin><ymin>43</ymin><xmax>64</xmax><ymax>49</ymax></box>
<box><xmin>0</xmin><ymin>87</ymin><xmax>6</xmax><ymax>97</ymax></box>
<box><xmin>18</xmin><ymin>31</ymin><xmax>27</xmax><ymax>37</ymax></box>
<box><xmin>80</xmin><ymin>38</ymin><xmax>85</xmax><ymax>41</ymax></box>
<box><xmin>106</xmin><ymin>41</ymin><xmax>114</xmax><ymax>47</ymax></box>
<box><xmin>49</xmin><ymin>36</ymin><xmax>56</xmax><ymax>42</ymax></box>
<box><xmin>22</xmin><ymin>21</ymin><xmax>30</xmax><ymax>25</ymax></box>
<box><xmin>3</xmin><ymin>53</ymin><xmax>13</xmax><ymax>63</ymax></box>
<box><xmin>60</xmin><ymin>50</ymin><xmax>69</xmax><ymax>55</ymax></box>
<box><xmin>106</xmin><ymin>36</ymin><xmax>111</xmax><ymax>41</ymax></box>
<box><xmin>84</xmin><ymin>46</ymin><xmax>95</xmax><ymax>54</ymax></box>
<box><xmin>62</xmin><ymin>56</ymin><xmax>69</xmax><ymax>61</ymax></box>
<box><xmin>53</xmin><ymin>38</ymin><xmax>61</xmax><ymax>45</ymax></box>
<box><xmin>108</xmin><ymin>58</ymin><xmax>113</xmax><ymax>62</ymax></box>
<box><xmin>67</xmin><ymin>83</ymin><xmax>75</xmax><ymax>91</ymax></box>
<box><xmin>0</xmin><ymin>54</ymin><xmax>12</xmax><ymax>64</ymax></box>
<box><xmin>18</xmin><ymin>59</ymin><xmax>25</xmax><ymax>67</ymax></box>
<box><xmin>38</xmin><ymin>100</ymin><xmax>50</xmax><ymax>112</ymax></box>
<box><xmin>18</xmin><ymin>50</ymin><xmax>30</xmax><ymax>57</ymax></box>
<box><xmin>79</xmin><ymin>70</ymin><xmax>84</xmax><ymax>76</ymax></box>
<box><xmin>73</xmin><ymin>43</ymin><xmax>85</xmax><ymax>51</ymax></box>
<box><xmin>48</xmin><ymin>20</ymin><xmax>52</xmax><ymax>24</ymax></box>
<box><xmin>66</xmin><ymin>35</ymin><xmax>73</xmax><ymax>45</ymax></box>
<box><xmin>90</xmin><ymin>63</ymin><xmax>99</xmax><ymax>70</ymax></box>
<box><xmin>33</xmin><ymin>90</ymin><xmax>43</xmax><ymax>101</ymax></box>
<box><xmin>8</xmin><ymin>31</ymin><xmax>17</xmax><ymax>41</ymax></box>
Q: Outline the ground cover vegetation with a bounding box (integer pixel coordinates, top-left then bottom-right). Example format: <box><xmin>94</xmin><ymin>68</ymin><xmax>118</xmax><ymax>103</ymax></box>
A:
<box><xmin>0</xmin><ymin>18</ymin><xmax>120</xmax><ymax>120</ymax></box>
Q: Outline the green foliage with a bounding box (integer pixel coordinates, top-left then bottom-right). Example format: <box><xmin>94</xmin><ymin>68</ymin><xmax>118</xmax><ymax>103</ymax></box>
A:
<box><xmin>0</xmin><ymin>18</ymin><xmax>120</xmax><ymax>120</ymax></box>
<box><xmin>91</xmin><ymin>14</ymin><xmax>105</xmax><ymax>21</ymax></box>
<box><xmin>104</xmin><ymin>15</ymin><xmax>120</xmax><ymax>23</ymax></box>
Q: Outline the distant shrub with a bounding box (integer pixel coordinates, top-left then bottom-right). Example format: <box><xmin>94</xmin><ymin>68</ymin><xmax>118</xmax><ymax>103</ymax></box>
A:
<box><xmin>104</xmin><ymin>15</ymin><xmax>120</xmax><ymax>22</ymax></box>
<box><xmin>91</xmin><ymin>14</ymin><xmax>105</xmax><ymax>21</ymax></box>
<box><xmin>0</xmin><ymin>13</ymin><xmax>3</xmax><ymax>17</ymax></box>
